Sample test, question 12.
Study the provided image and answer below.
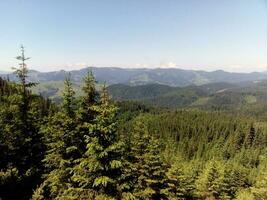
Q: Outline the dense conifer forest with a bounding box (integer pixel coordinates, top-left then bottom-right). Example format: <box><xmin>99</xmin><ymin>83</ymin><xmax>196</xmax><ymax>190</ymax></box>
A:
<box><xmin>1</xmin><ymin>47</ymin><xmax>267</xmax><ymax>200</ymax></box>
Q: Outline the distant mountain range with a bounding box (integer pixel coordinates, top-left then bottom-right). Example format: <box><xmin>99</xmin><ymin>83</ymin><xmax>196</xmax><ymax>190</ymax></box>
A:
<box><xmin>2</xmin><ymin>67</ymin><xmax>267</xmax><ymax>86</ymax></box>
<box><xmin>2</xmin><ymin>67</ymin><xmax>267</xmax><ymax>115</ymax></box>
<box><xmin>2</xmin><ymin>67</ymin><xmax>267</xmax><ymax>110</ymax></box>
<box><xmin>0</xmin><ymin>70</ymin><xmax>10</xmax><ymax>74</ymax></box>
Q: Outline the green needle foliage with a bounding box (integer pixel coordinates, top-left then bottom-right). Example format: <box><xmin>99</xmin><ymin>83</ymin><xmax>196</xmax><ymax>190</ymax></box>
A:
<box><xmin>129</xmin><ymin>119</ymin><xmax>170</xmax><ymax>200</ymax></box>
<box><xmin>0</xmin><ymin>46</ymin><xmax>47</xmax><ymax>200</ymax></box>
<box><xmin>62</xmin><ymin>73</ymin><xmax>76</xmax><ymax>117</ymax></box>
<box><xmin>32</xmin><ymin>74</ymin><xmax>79</xmax><ymax>199</ymax></box>
<box><xmin>2</xmin><ymin>47</ymin><xmax>267</xmax><ymax>200</ymax></box>
<box><xmin>167</xmin><ymin>162</ymin><xmax>195</xmax><ymax>199</ymax></box>
<box><xmin>195</xmin><ymin>160</ymin><xmax>225</xmax><ymax>200</ymax></box>
<box><xmin>77</xmin><ymin>69</ymin><xmax>98</xmax><ymax>123</ymax></box>
<box><xmin>69</xmin><ymin>85</ymin><xmax>125</xmax><ymax>199</ymax></box>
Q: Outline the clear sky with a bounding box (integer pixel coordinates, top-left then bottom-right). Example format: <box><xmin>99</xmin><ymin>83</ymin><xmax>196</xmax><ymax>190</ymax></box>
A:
<box><xmin>1</xmin><ymin>0</ymin><xmax>267</xmax><ymax>72</ymax></box>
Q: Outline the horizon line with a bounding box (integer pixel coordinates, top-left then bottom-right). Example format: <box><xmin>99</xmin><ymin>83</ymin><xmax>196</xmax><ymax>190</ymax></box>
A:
<box><xmin>1</xmin><ymin>66</ymin><xmax>267</xmax><ymax>74</ymax></box>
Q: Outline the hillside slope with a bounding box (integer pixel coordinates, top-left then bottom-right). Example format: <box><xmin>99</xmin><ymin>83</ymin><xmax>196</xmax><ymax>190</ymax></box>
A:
<box><xmin>108</xmin><ymin>82</ymin><xmax>235</xmax><ymax>108</ymax></box>
<box><xmin>108</xmin><ymin>80</ymin><xmax>267</xmax><ymax>116</ymax></box>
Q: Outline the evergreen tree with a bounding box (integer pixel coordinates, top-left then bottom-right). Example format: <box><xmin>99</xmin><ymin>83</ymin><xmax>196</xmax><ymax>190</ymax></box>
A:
<box><xmin>67</xmin><ymin>84</ymin><xmax>125</xmax><ymax>199</ymax></box>
<box><xmin>75</xmin><ymin>69</ymin><xmax>99</xmax><ymax>155</ymax></box>
<box><xmin>251</xmin><ymin>150</ymin><xmax>267</xmax><ymax>200</ymax></box>
<box><xmin>62</xmin><ymin>73</ymin><xmax>76</xmax><ymax>117</ymax></box>
<box><xmin>195</xmin><ymin>160</ymin><xmax>224</xmax><ymax>200</ymax></box>
<box><xmin>130</xmin><ymin>119</ymin><xmax>170</xmax><ymax>200</ymax></box>
<box><xmin>167</xmin><ymin>162</ymin><xmax>195</xmax><ymax>199</ymax></box>
<box><xmin>245</xmin><ymin>124</ymin><xmax>255</xmax><ymax>148</ymax></box>
<box><xmin>0</xmin><ymin>45</ymin><xmax>45</xmax><ymax>200</ymax></box>
<box><xmin>32</xmin><ymin>75</ymin><xmax>78</xmax><ymax>199</ymax></box>
<box><xmin>77</xmin><ymin>69</ymin><xmax>98</xmax><ymax>123</ymax></box>
<box><xmin>222</xmin><ymin>163</ymin><xmax>248</xmax><ymax>199</ymax></box>
<box><xmin>2</xmin><ymin>46</ymin><xmax>267</xmax><ymax>200</ymax></box>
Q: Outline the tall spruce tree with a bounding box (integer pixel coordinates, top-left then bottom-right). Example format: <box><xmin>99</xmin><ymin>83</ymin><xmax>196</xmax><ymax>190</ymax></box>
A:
<box><xmin>251</xmin><ymin>150</ymin><xmax>267</xmax><ymax>199</ymax></box>
<box><xmin>67</xmin><ymin>84</ymin><xmax>125</xmax><ymax>199</ymax></box>
<box><xmin>245</xmin><ymin>124</ymin><xmax>255</xmax><ymax>148</ymax></box>
<box><xmin>0</xmin><ymin>45</ymin><xmax>45</xmax><ymax>200</ymax></box>
<box><xmin>74</xmin><ymin>69</ymin><xmax>99</xmax><ymax>156</ymax></box>
<box><xmin>32</xmin><ymin>74</ymin><xmax>79</xmax><ymax>199</ymax></box>
<box><xmin>167</xmin><ymin>162</ymin><xmax>195</xmax><ymax>199</ymax></box>
<box><xmin>62</xmin><ymin>73</ymin><xmax>76</xmax><ymax>117</ymax></box>
<box><xmin>195</xmin><ymin>160</ymin><xmax>225</xmax><ymax>200</ymax></box>
<box><xmin>130</xmin><ymin>119</ymin><xmax>170</xmax><ymax>200</ymax></box>
<box><xmin>77</xmin><ymin>69</ymin><xmax>98</xmax><ymax>123</ymax></box>
<box><xmin>222</xmin><ymin>163</ymin><xmax>248</xmax><ymax>199</ymax></box>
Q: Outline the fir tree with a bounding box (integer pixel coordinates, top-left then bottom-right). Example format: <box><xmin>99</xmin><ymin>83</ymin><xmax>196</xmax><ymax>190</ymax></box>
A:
<box><xmin>0</xmin><ymin>45</ymin><xmax>45</xmax><ymax>200</ymax></box>
<box><xmin>195</xmin><ymin>160</ymin><xmax>224</xmax><ymax>200</ymax></box>
<box><xmin>13</xmin><ymin>45</ymin><xmax>36</xmax><ymax>124</ymax></box>
<box><xmin>251</xmin><ymin>150</ymin><xmax>267</xmax><ymax>200</ymax></box>
<box><xmin>130</xmin><ymin>119</ymin><xmax>170</xmax><ymax>200</ymax></box>
<box><xmin>62</xmin><ymin>73</ymin><xmax>76</xmax><ymax>117</ymax></box>
<box><xmin>32</xmin><ymin>75</ymin><xmax>78</xmax><ymax>199</ymax></box>
<box><xmin>167</xmin><ymin>162</ymin><xmax>195</xmax><ymax>199</ymax></box>
<box><xmin>222</xmin><ymin>163</ymin><xmax>248</xmax><ymax>199</ymax></box>
<box><xmin>75</xmin><ymin>69</ymin><xmax>99</xmax><ymax>155</ymax></box>
<box><xmin>245</xmin><ymin>124</ymin><xmax>255</xmax><ymax>148</ymax></box>
<box><xmin>68</xmin><ymin>84</ymin><xmax>125</xmax><ymax>199</ymax></box>
<box><xmin>77</xmin><ymin>69</ymin><xmax>98</xmax><ymax>123</ymax></box>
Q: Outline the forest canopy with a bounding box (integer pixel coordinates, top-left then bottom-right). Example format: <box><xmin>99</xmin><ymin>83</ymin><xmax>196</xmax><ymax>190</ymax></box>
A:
<box><xmin>0</xmin><ymin>47</ymin><xmax>267</xmax><ymax>200</ymax></box>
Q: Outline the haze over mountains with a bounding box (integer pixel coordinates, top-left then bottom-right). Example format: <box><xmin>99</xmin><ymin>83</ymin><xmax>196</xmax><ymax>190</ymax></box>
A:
<box><xmin>2</xmin><ymin>67</ymin><xmax>267</xmax><ymax>86</ymax></box>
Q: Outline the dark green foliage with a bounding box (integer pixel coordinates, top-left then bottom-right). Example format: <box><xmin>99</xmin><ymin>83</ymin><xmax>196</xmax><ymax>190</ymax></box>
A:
<box><xmin>222</xmin><ymin>163</ymin><xmax>249</xmax><ymax>199</ymax></box>
<box><xmin>250</xmin><ymin>150</ymin><xmax>267</xmax><ymax>199</ymax></box>
<box><xmin>68</xmin><ymin>85</ymin><xmax>125</xmax><ymax>199</ymax></box>
<box><xmin>108</xmin><ymin>83</ymin><xmax>206</xmax><ymax>108</ymax></box>
<box><xmin>131</xmin><ymin>110</ymin><xmax>267</xmax><ymax>164</ymax></box>
<box><xmin>119</xmin><ymin>107</ymin><xmax>267</xmax><ymax>199</ymax></box>
<box><xmin>0</xmin><ymin>77</ymin><xmax>18</xmax><ymax>98</ymax></box>
<box><xmin>78</xmin><ymin>69</ymin><xmax>98</xmax><ymax>122</ymax></box>
<box><xmin>0</xmin><ymin>46</ymin><xmax>48</xmax><ymax>200</ymax></box>
<box><xmin>32</xmin><ymin>111</ymin><xmax>80</xmax><ymax>199</ymax></box>
<box><xmin>245</xmin><ymin>124</ymin><xmax>256</xmax><ymax>148</ymax></box>
<box><xmin>167</xmin><ymin>161</ymin><xmax>195</xmax><ymax>199</ymax></box>
<box><xmin>195</xmin><ymin>160</ymin><xmax>224</xmax><ymax>199</ymax></box>
<box><xmin>74</xmin><ymin>69</ymin><xmax>99</xmax><ymax>156</ymax></box>
<box><xmin>128</xmin><ymin>120</ymin><xmax>170</xmax><ymax>200</ymax></box>
<box><xmin>32</xmin><ymin>74</ymin><xmax>81</xmax><ymax>199</ymax></box>
<box><xmin>107</xmin><ymin>81</ymin><xmax>267</xmax><ymax>120</ymax></box>
<box><xmin>2</xmin><ymin>53</ymin><xmax>267</xmax><ymax>200</ymax></box>
<box><xmin>62</xmin><ymin>73</ymin><xmax>76</xmax><ymax>117</ymax></box>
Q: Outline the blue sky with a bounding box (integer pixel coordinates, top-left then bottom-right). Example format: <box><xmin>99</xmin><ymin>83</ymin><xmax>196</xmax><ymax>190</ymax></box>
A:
<box><xmin>1</xmin><ymin>0</ymin><xmax>267</xmax><ymax>72</ymax></box>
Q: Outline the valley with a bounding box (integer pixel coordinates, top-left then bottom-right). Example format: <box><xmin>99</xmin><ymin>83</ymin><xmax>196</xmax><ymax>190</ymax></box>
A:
<box><xmin>1</xmin><ymin>59</ymin><xmax>267</xmax><ymax>200</ymax></box>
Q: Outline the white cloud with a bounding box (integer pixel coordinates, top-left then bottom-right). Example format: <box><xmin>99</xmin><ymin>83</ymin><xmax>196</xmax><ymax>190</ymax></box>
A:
<box><xmin>159</xmin><ymin>62</ymin><xmax>177</xmax><ymax>68</ymax></box>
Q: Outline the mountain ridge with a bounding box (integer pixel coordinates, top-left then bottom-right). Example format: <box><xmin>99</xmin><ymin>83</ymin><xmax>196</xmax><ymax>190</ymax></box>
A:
<box><xmin>2</xmin><ymin>67</ymin><xmax>267</xmax><ymax>87</ymax></box>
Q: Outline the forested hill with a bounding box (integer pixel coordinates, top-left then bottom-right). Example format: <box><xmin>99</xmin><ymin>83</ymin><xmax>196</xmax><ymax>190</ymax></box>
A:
<box><xmin>15</xmin><ymin>77</ymin><xmax>267</xmax><ymax>117</ymax></box>
<box><xmin>108</xmin><ymin>83</ymin><xmax>208</xmax><ymax>108</ymax></box>
<box><xmin>2</xmin><ymin>67</ymin><xmax>267</xmax><ymax>86</ymax></box>
<box><xmin>107</xmin><ymin>81</ymin><xmax>267</xmax><ymax>114</ymax></box>
<box><xmin>1</xmin><ymin>47</ymin><xmax>267</xmax><ymax>199</ymax></box>
<box><xmin>108</xmin><ymin>82</ymin><xmax>237</xmax><ymax>100</ymax></box>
